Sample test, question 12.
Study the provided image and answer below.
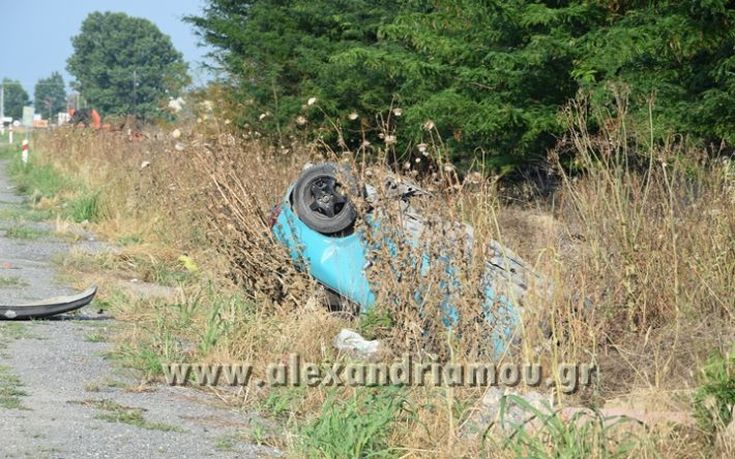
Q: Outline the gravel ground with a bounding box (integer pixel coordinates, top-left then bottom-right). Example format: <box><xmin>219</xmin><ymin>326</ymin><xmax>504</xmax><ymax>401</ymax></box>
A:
<box><xmin>0</xmin><ymin>159</ymin><xmax>278</xmax><ymax>459</ymax></box>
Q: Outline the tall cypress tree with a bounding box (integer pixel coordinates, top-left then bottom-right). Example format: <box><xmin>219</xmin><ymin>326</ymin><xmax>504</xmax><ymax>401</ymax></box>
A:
<box><xmin>189</xmin><ymin>0</ymin><xmax>735</xmax><ymax>169</ymax></box>
<box><xmin>188</xmin><ymin>0</ymin><xmax>398</xmax><ymax>142</ymax></box>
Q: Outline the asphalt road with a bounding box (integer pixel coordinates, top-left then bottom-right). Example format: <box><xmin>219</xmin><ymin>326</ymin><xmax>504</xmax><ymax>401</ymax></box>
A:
<box><xmin>0</xmin><ymin>159</ymin><xmax>277</xmax><ymax>459</ymax></box>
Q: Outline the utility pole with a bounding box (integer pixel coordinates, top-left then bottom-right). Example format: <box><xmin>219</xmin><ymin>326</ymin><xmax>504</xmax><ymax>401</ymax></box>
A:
<box><xmin>0</xmin><ymin>82</ymin><xmax>4</xmax><ymax>122</ymax></box>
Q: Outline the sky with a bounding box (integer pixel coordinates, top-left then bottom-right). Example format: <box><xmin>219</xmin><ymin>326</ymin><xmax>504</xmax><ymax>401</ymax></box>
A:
<box><xmin>0</xmin><ymin>0</ymin><xmax>215</xmax><ymax>96</ymax></box>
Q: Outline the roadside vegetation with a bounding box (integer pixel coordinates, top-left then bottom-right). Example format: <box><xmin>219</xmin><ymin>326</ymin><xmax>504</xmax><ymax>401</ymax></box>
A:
<box><xmin>71</xmin><ymin>399</ymin><xmax>183</xmax><ymax>432</ymax></box>
<box><xmin>0</xmin><ymin>323</ymin><xmax>32</xmax><ymax>411</ymax></box>
<box><xmin>3</xmin><ymin>88</ymin><xmax>730</xmax><ymax>457</ymax></box>
<box><xmin>0</xmin><ymin>365</ymin><xmax>27</xmax><ymax>410</ymax></box>
<box><xmin>3</xmin><ymin>3</ymin><xmax>735</xmax><ymax>454</ymax></box>
<box><xmin>0</xmin><ymin>275</ymin><xmax>28</xmax><ymax>288</ymax></box>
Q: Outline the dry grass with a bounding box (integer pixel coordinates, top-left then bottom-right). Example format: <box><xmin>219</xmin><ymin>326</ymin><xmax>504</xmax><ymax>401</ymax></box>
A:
<box><xmin>25</xmin><ymin>96</ymin><xmax>735</xmax><ymax>457</ymax></box>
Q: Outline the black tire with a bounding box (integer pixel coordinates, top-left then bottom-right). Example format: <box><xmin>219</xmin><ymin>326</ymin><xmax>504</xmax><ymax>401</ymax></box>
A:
<box><xmin>292</xmin><ymin>163</ymin><xmax>358</xmax><ymax>234</ymax></box>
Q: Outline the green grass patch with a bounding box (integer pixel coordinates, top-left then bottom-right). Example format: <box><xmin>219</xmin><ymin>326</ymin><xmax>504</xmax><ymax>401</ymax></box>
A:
<box><xmin>0</xmin><ymin>322</ymin><xmax>30</xmax><ymax>339</ymax></box>
<box><xmin>0</xmin><ymin>144</ymin><xmax>19</xmax><ymax>161</ymax></box>
<box><xmin>0</xmin><ymin>206</ymin><xmax>53</xmax><ymax>222</ymax></box>
<box><xmin>104</xmin><ymin>379</ymin><xmax>128</xmax><ymax>389</ymax></box>
<box><xmin>214</xmin><ymin>429</ymin><xmax>272</xmax><ymax>451</ymax></box>
<box><xmin>694</xmin><ymin>346</ymin><xmax>735</xmax><ymax>436</ymax></box>
<box><xmin>3</xmin><ymin>151</ymin><xmax>103</xmax><ymax>223</ymax></box>
<box><xmin>358</xmin><ymin>309</ymin><xmax>395</xmax><ymax>340</ymax></box>
<box><xmin>0</xmin><ymin>275</ymin><xmax>28</xmax><ymax>288</ymax></box>
<box><xmin>117</xmin><ymin>233</ymin><xmax>143</xmax><ymax>246</ymax></box>
<box><xmin>300</xmin><ymin>388</ymin><xmax>404</xmax><ymax>459</ymax></box>
<box><xmin>115</xmin><ymin>335</ymin><xmax>181</xmax><ymax>380</ymax></box>
<box><xmin>66</xmin><ymin>191</ymin><xmax>102</xmax><ymax>223</ymax></box>
<box><xmin>105</xmin><ymin>288</ymin><xmax>253</xmax><ymax>383</ymax></box>
<box><xmin>4</xmin><ymin>225</ymin><xmax>50</xmax><ymax>240</ymax></box>
<box><xmin>85</xmin><ymin>333</ymin><xmax>107</xmax><ymax>343</ymax></box>
<box><xmin>0</xmin><ymin>323</ymin><xmax>44</xmax><ymax>357</ymax></box>
<box><xmin>8</xmin><ymin>159</ymin><xmax>65</xmax><ymax>199</ymax></box>
<box><xmin>215</xmin><ymin>433</ymin><xmax>239</xmax><ymax>451</ymax></box>
<box><xmin>0</xmin><ymin>365</ymin><xmax>28</xmax><ymax>410</ymax></box>
<box><xmin>494</xmin><ymin>395</ymin><xmax>644</xmax><ymax>458</ymax></box>
<box><xmin>151</xmin><ymin>264</ymin><xmax>196</xmax><ymax>287</ymax></box>
<box><xmin>74</xmin><ymin>399</ymin><xmax>184</xmax><ymax>432</ymax></box>
<box><xmin>261</xmin><ymin>387</ymin><xmax>307</xmax><ymax>418</ymax></box>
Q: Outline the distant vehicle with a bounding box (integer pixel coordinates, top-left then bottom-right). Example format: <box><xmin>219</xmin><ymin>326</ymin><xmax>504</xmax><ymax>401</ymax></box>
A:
<box><xmin>270</xmin><ymin>163</ymin><xmax>544</xmax><ymax>355</ymax></box>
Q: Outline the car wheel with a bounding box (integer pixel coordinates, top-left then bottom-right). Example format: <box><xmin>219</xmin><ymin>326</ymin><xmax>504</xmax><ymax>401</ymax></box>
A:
<box><xmin>292</xmin><ymin>163</ymin><xmax>358</xmax><ymax>234</ymax></box>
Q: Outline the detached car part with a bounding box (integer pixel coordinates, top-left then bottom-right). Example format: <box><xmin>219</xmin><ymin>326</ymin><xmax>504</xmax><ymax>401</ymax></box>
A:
<box><xmin>0</xmin><ymin>285</ymin><xmax>98</xmax><ymax>320</ymax></box>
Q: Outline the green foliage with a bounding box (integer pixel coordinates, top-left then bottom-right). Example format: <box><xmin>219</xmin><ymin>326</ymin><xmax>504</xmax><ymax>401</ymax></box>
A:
<box><xmin>83</xmin><ymin>399</ymin><xmax>183</xmax><ymax>432</ymax></box>
<box><xmin>358</xmin><ymin>308</ymin><xmax>394</xmax><ymax>340</ymax></box>
<box><xmin>261</xmin><ymin>387</ymin><xmax>307</xmax><ymax>418</ymax></box>
<box><xmin>67</xmin><ymin>191</ymin><xmax>102</xmax><ymax>223</ymax></box>
<box><xmin>4</xmin><ymin>226</ymin><xmax>50</xmax><ymax>240</ymax></box>
<box><xmin>575</xmin><ymin>1</ymin><xmax>735</xmax><ymax>146</ymax></box>
<box><xmin>8</xmin><ymin>151</ymin><xmax>102</xmax><ymax>223</ymax></box>
<box><xmin>187</xmin><ymin>0</ymin><xmax>396</xmax><ymax>142</ymax></box>
<box><xmin>693</xmin><ymin>346</ymin><xmax>735</xmax><ymax>435</ymax></box>
<box><xmin>301</xmin><ymin>388</ymin><xmax>404</xmax><ymax>459</ymax></box>
<box><xmin>34</xmin><ymin>72</ymin><xmax>67</xmax><ymax>120</ymax></box>
<box><xmin>67</xmin><ymin>12</ymin><xmax>191</xmax><ymax>120</ymax></box>
<box><xmin>496</xmin><ymin>395</ymin><xmax>643</xmax><ymax>458</ymax></box>
<box><xmin>1</xmin><ymin>79</ymin><xmax>31</xmax><ymax>121</ymax></box>
<box><xmin>0</xmin><ymin>365</ymin><xmax>27</xmax><ymax>410</ymax></box>
<box><xmin>367</xmin><ymin>1</ymin><xmax>597</xmax><ymax>168</ymax></box>
<box><xmin>9</xmin><ymin>159</ymin><xmax>65</xmax><ymax>198</ymax></box>
<box><xmin>0</xmin><ymin>144</ymin><xmax>16</xmax><ymax>160</ymax></box>
<box><xmin>190</xmin><ymin>0</ymin><xmax>735</xmax><ymax>170</ymax></box>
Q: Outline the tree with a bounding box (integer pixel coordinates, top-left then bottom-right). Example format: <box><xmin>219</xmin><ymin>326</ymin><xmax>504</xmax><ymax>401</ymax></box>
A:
<box><xmin>34</xmin><ymin>72</ymin><xmax>67</xmax><ymax>120</ymax></box>
<box><xmin>189</xmin><ymin>1</ymin><xmax>598</xmax><ymax>168</ymax></box>
<box><xmin>1</xmin><ymin>79</ymin><xmax>31</xmax><ymax>121</ymax></box>
<box><xmin>335</xmin><ymin>0</ymin><xmax>598</xmax><ymax>169</ymax></box>
<box><xmin>67</xmin><ymin>12</ymin><xmax>190</xmax><ymax>120</ymax></box>
<box><xmin>186</xmin><ymin>0</ymin><xmax>399</xmax><ymax>144</ymax></box>
<box><xmin>573</xmin><ymin>1</ymin><xmax>735</xmax><ymax>146</ymax></box>
<box><xmin>190</xmin><ymin>0</ymin><xmax>735</xmax><ymax>171</ymax></box>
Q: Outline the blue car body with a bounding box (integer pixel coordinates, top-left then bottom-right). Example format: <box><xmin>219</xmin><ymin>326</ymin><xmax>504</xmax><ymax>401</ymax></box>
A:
<box><xmin>272</xmin><ymin>185</ymin><xmax>522</xmax><ymax>355</ymax></box>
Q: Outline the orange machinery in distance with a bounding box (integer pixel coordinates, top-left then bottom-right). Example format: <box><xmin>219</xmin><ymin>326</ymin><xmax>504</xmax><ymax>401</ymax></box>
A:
<box><xmin>68</xmin><ymin>108</ymin><xmax>102</xmax><ymax>129</ymax></box>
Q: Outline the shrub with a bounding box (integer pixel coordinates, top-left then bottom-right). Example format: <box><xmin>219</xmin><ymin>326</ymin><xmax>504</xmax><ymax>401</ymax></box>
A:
<box><xmin>300</xmin><ymin>388</ymin><xmax>404</xmax><ymax>459</ymax></box>
<box><xmin>694</xmin><ymin>347</ymin><xmax>735</xmax><ymax>436</ymax></box>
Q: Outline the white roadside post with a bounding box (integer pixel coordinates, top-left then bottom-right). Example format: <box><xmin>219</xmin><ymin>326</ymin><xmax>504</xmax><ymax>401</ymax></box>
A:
<box><xmin>8</xmin><ymin>125</ymin><xmax>12</xmax><ymax>144</ymax></box>
<box><xmin>21</xmin><ymin>106</ymin><xmax>33</xmax><ymax>165</ymax></box>
<box><xmin>21</xmin><ymin>139</ymin><xmax>29</xmax><ymax>165</ymax></box>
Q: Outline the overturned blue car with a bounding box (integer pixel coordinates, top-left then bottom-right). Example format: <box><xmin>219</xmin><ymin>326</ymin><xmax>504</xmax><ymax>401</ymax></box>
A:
<box><xmin>270</xmin><ymin>163</ymin><xmax>545</xmax><ymax>355</ymax></box>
